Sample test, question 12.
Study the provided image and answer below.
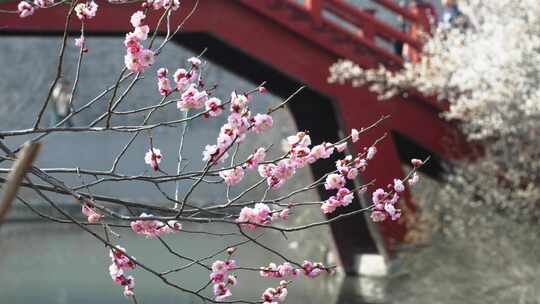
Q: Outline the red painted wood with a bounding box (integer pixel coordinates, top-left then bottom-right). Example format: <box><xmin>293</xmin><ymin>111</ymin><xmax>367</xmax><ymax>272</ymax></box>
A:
<box><xmin>373</xmin><ymin>0</ymin><xmax>418</xmax><ymax>22</ymax></box>
<box><xmin>0</xmin><ymin>0</ymin><xmax>468</xmax><ymax>262</ymax></box>
<box><xmin>325</xmin><ymin>0</ymin><xmax>421</xmax><ymax>49</ymax></box>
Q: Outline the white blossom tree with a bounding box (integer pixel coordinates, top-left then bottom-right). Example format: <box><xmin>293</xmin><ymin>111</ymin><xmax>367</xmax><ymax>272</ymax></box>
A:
<box><xmin>330</xmin><ymin>1</ymin><xmax>540</xmax><ymax>303</ymax></box>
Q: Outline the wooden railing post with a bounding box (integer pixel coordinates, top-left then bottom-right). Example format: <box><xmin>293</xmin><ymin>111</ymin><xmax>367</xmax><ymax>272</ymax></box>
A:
<box><xmin>405</xmin><ymin>1</ymin><xmax>437</xmax><ymax>62</ymax></box>
<box><xmin>305</xmin><ymin>0</ymin><xmax>323</xmax><ymax>25</ymax></box>
<box><xmin>358</xmin><ymin>8</ymin><xmax>376</xmax><ymax>42</ymax></box>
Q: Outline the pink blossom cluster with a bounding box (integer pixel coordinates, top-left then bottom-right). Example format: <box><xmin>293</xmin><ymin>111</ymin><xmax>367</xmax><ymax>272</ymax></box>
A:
<box><xmin>74</xmin><ymin>35</ymin><xmax>87</xmax><ymax>51</ymax></box>
<box><xmin>74</xmin><ymin>1</ymin><xmax>98</xmax><ymax>20</ymax></box>
<box><xmin>319</xmin><ymin>132</ymin><xmax>379</xmax><ymax>214</ymax></box>
<box><xmin>258</xmin><ymin>158</ymin><xmax>296</xmax><ymax>189</ymax></box>
<box><xmin>260</xmin><ymin>260</ymin><xmax>329</xmax><ymax>281</ymax></box>
<box><xmin>178</xmin><ymin>83</ymin><xmax>208</xmax><ymax>111</ymax></box>
<box><xmin>205</xmin><ymin>97</ymin><xmax>224</xmax><ymax>117</ymax></box>
<box><xmin>144</xmin><ymin>0</ymin><xmax>180</xmax><ymax>10</ymax></box>
<box><xmin>144</xmin><ymin>147</ymin><xmax>162</xmax><ymax>171</ymax></box>
<box><xmin>257</xmin><ymin>129</ymin><xmax>361</xmax><ymax>190</ymax></box>
<box><xmin>369</xmin><ymin>158</ymin><xmax>422</xmax><ymax>222</ymax></box>
<box><xmin>321</xmin><ymin>187</ymin><xmax>354</xmax><ymax>214</ymax></box>
<box><xmin>219</xmin><ymin>166</ymin><xmax>245</xmax><ymax>186</ymax></box>
<box><xmin>17</xmin><ymin>0</ymin><xmax>55</xmax><ymax>17</ymax></box>
<box><xmin>259</xmin><ymin>262</ymin><xmax>300</xmax><ymax>279</ymax></box>
<box><xmin>236</xmin><ymin>203</ymin><xmax>271</xmax><ymax>228</ymax></box>
<box><xmin>34</xmin><ymin>0</ymin><xmax>53</xmax><ymax>7</ymax></box>
<box><xmin>262</xmin><ymin>281</ymin><xmax>289</xmax><ymax>304</ymax></box>
<box><xmin>210</xmin><ymin>259</ymin><xmax>237</xmax><ymax>302</ymax></box>
<box><xmin>157</xmin><ymin>58</ymin><xmax>212</xmax><ymax>113</ymax></box>
<box><xmin>236</xmin><ymin>203</ymin><xmax>289</xmax><ymax>229</ymax></box>
<box><xmin>369</xmin><ymin>187</ymin><xmax>402</xmax><ymax>222</ymax></box>
<box><xmin>202</xmin><ymin>90</ymin><xmax>271</xmax><ymax>167</ymax></box>
<box><xmin>124</xmin><ymin>11</ymin><xmax>154</xmax><ymax>72</ymax></box>
<box><xmin>17</xmin><ymin>1</ymin><xmax>34</xmax><ymax>17</ymax></box>
<box><xmin>155</xmin><ymin>56</ymin><xmax>204</xmax><ymax>100</ymax></box>
<box><xmin>130</xmin><ymin>213</ymin><xmax>182</xmax><ymax>237</ymax></box>
<box><xmin>301</xmin><ymin>260</ymin><xmax>329</xmax><ymax>278</ymax></box>
<box><xmin>245</xmin><ymin>147</ymin><xmax>266</xmax><ymax>170</ymax></box>
<box><xmin>218</xmin><ymin>148</ymin><xmax>266</xmax><ymax>186</ymax></box>
<box><xmin>257</xmin><ymin>131</ymin><xmax>317</xmax><ymax>189</ymax></box>
<box><xmin>81</xmin><ymin>203</ymin><xmax>103</xmax><ymax>223</ymax></box>
<box><xmin>108</xmin><ymin>246</ymin><xmax>136</xmax><ymax>297</ymax></box>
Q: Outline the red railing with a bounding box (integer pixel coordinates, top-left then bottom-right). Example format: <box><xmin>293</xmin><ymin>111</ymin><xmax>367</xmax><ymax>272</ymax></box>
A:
<box><xmin>298</xmin><ymin>0</ymin><xmax>434</xmax><ymax>65</ymax></box>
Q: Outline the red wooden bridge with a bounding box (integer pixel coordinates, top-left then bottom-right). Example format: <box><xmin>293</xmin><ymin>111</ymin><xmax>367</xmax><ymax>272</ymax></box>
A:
<box><xmin>1</xmin><ymin>0</ymin><xmax>466</xmax><ymax>273</ymax></box>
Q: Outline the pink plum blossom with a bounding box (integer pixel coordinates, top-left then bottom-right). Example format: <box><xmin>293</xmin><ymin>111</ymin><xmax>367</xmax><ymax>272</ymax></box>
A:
<box><xmin>261</xmin><ymin>283</ymin><xmax>289</xmax><ymax>303</ymax></box>
<box><xmin>321</xmin><ymin>187</ymin><xmax>354</xmax><ymax>214</ymax></box>
<box><xmin>324</xmin><ymin>173</ymin><xmax>345</xmax><ymax>190</ymax></box>
<box><xmin>353</xmin><ymin>157</ymin><xmax>367</xmax><ymax>171</ymax></box>
<box><xmin>411</xmin><ymin>158</ymin><xmax>423</xmax><ymax>167</ymax></box>
<box><xmin>370</xmin><ymin>210</ymin><xmax>386</xmax><ymax>222</ymax></box>
<box><xmin>210</xmin><ymin>259</ymin><xmax>237</xmax><ymax>301</ymax></box>
<box><xmin>408</xmin><ymin>172</ymin><xmax>419</xmax><ymax>186</ymax></box>
<box><xmin>351</xmin><ymin>128</ymin><xmax>359</xmax><ymax>142</ymax></box>
<box><xmin>34</xmin><ymin>0</ymin><xmax>54</xmax><ymax>8</ymax></box>
<box><xmin>202</xmin><ymin>144</ymin><xmax>223</xmax><ymax>162</ymax></box>
<box><xmin>205</xmin><ymin>97</ymin><xmax>224</xmax><ymax>117</ymax></box>
<box><xmin>146</xmin><ymin>0</ymin><xmax>180</xmax><ymax>11</ymax></box>
<box><xmin>236</xmin><ymin>203</ymin><xmax>273</xmax><ymax>228</ymax></box>
<box><xmin>109</xmin><ymin>246</ymin><xmax>135</xmax><ymax>270</ymax></box>
<box><xmin>302</xmin><ymin>260</ymin><xmax>325</xmax><ymax>278</ymax></box>
<box><xmin>366</xmin><ymin>146</ymin><xmax>377</xmax><ymax>159</ymax></box>
<box><xmin>130</xmin><ymin>213</ymin><xmax>182</xmax><ymax>237</ymax></box>
<box><xmin>287</xmin><ymin>131</ymin><xmax>311</xmax><ymax>148</ymax></box>
<box><xmin>124</xmin><ymin>32</ymin><xmax>140</xmax><ymax>49</ymax></box>
<box><xmin>260</xmin><ymin>262</ymin><xmax>299</xmax><ymax>279</ymax></box>
<box><xmin>157</xmin><ymin>77</ymin><xmax>172</xmax><ymax>96</ymax></box>
<box><xmin>187</xmin><ymin>56</ymin><xmax>202</xmax><ymax>67</ymax></box>
<box><xmin>144</xmin><ymin>148</ymin><xmax>162</xmax><ymax>171</ymax></box>
<box><xmin>17</xmin><ymin>1</ymin><xmax>35</xmax><ymax>18</ymax></box>
<box><xmin>230</xmin><ymin>91</ymin><xmax>248</xmax><ymax>112</ymax></box>
<box><xmin>108</xmin><ymin>246</ymin><xmax>137</xmax><ymax>297</ymax></box>
<box><xmin>133</xmin><ymin>25</ymin><xmax>150</xmax><ymax>40</ymax></box>
<box><xmin>74</xmin><ymin>35</ymin><xmax>86</xmax><ymax>49</ymax></box>
<box><xmin>130</xmin><ymin>11</ymin><xmax>145</xmax><ymax>27</ymax></box>
<box><xmin>173</xmin><ymin>68</ymin><xmax>190</xmax><ymax>90</ymax></box>
<box><xmin>81</xmin><ymin>204</ymin><xmax>103</xmax><ymax>223</ymax></box>
<box><xmin>279</xmin><ymin>208</ymin><xmax>289</xmax><ymax>220</ymax></box>
<box><xmin>253</xmin><ymin>113</ymin><xmax>273</xmax><ymax>133</ymax></box>
<box><xmin>139</xmin><ymin>48</ymin><xmax>155</xmax><ymax>67</ymax></box>
<box><xmin>337</xmin><ymin>187</ymin><xmax>354</xmax><ymax>206</ymax></box>
<box><xmin>384</xmin><ymin>203</ymin><xmax>401</xmax><ymax>220</ymax></box>
<box><xmin>219</xmin><ymin>167</ymin><xmax>245</xmax><ymax>186</ymax></box>
<box><xmin>124</xmin><ymin>52</ymin><xmax>144</xmax><ymax>72</ymax></box>
<box><xmin>213</xmin><ymin>283</ymin><xmax>232</xmax><ymax>302</ymax></box>
<box><xmin>177</xmin><ymin>84</ymin><xmax>207</xmax><ymax>111</ymax></box>
<box><xmin>372</xmin><ymin>188</ymin><xmax>387</xmax><ymax>204</ymax></box>
<box><xmin>246</xmin><ymin>148</ymin><xmax>266</xmax><ymax>170</ymax></box>
<box><xmin>75</xmin><ymin>1</ymin><xmax>98</xmax><ymax>20</ymax></box>
<box><xmin>336</xmin><ymin>142</ymin><xmax>347</xmax><ymax>152</ymax></box>
<box><xmin>157</xmin><ymin>67</ymin><xmax>168</xmax><ymax>78</ymax></box>
<box><xmin>393</xmin><ymin>179</ymin><xmax>405</xmax><ymax>192</ymax></box>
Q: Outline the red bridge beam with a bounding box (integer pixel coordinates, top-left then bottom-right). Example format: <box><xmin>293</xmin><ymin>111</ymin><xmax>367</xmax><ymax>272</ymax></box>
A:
<box><xmin>373</xmin><ymin>0</ymin><xmax>418</xmax><ymax>22</ymax></box>
<box><xmin>325</xmin><ymin>0</ymin><xmax>421</xmax><ymax>50</ymax></box>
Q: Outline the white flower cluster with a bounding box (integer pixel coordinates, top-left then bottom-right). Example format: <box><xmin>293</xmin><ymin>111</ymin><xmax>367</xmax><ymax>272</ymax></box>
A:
<box><xmin>329</xmin><ymin>0</ymin><xmax>540</xmax><ymax>227</ymax></box>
